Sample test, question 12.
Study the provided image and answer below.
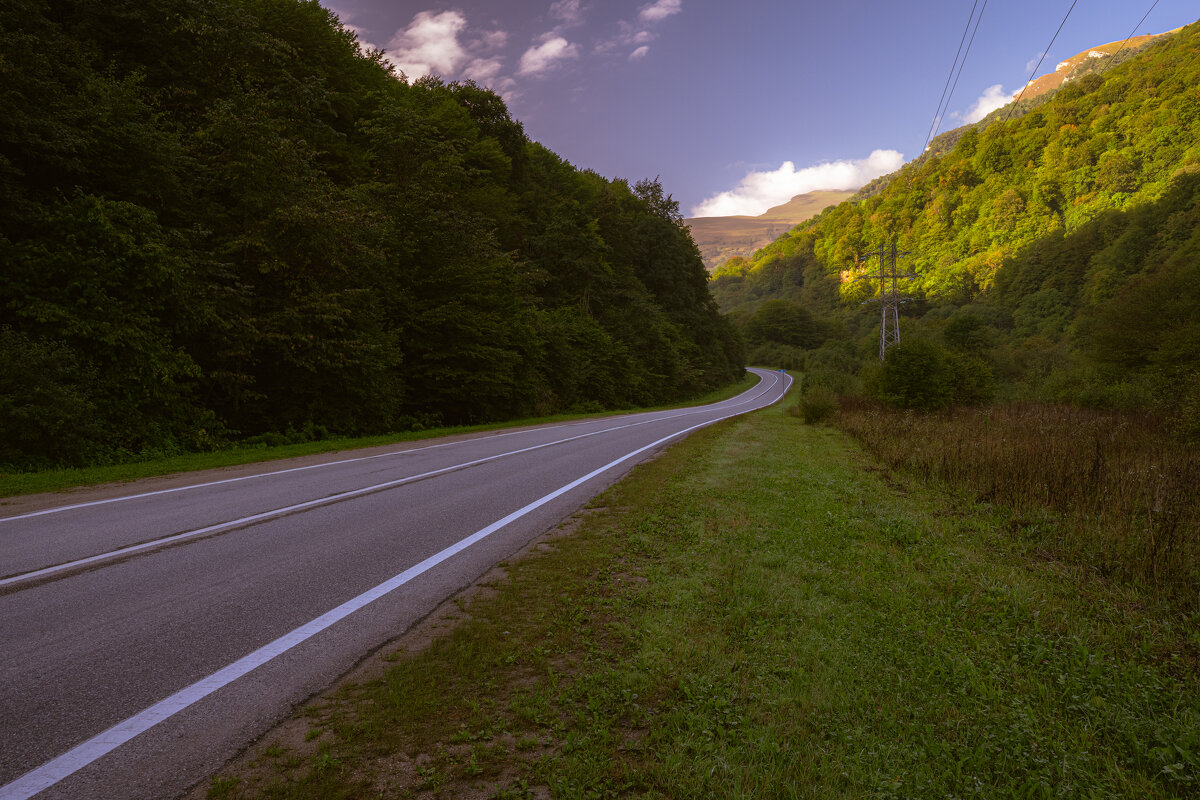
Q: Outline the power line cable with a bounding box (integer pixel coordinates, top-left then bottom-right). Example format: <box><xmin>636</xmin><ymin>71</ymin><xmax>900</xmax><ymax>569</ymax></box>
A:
<box><xmin>1004</xmin><ymin>0</ymin><xmax>1082</xmax><ymax>122</ymax></box>
<box><xmin>938</xmin><ymin>0</ymin><xmax>989</xmax><ymax>136</ymax></box>
<box><xmin>1103</xmin><ymin>0</ymin><xmax>1163</xmax><ymax>72</ymax></box>
<box><xmin>920</xmin><ymin>0</ymin><xmax>981</xmax><ymax>155</ymax></box>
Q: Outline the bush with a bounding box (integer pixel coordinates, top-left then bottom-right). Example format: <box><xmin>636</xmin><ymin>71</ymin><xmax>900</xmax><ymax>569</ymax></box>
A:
<box><xmin>798</xmin><ymin>385</ymin><xmax>838</xmax><ymax>424</ymax></box>
<box><xmin>947</xmin><ymin>352</ymin><xmax>996</xmax><ymax>405</ymax></box>
<box><xmin>873</xmin><ymin>339</ymin><xmax>954</xmax><ymax>411</ymax></box>
<box><xmin>804</xmin><ymin>366</ymin><xmax>861</xmax><ymax>396</ymax></box>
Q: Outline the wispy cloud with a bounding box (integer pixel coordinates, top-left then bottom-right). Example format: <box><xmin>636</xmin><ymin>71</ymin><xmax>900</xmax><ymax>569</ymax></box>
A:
<box><xmin>1025</xmin><ymin>51</ymin><xmax>1047</xmax><ymax>73</ymax></box>
<box><xmin>550</xmin><ymin>0</ymin><xmax>586</xmax><ymax>27</ymax></box>
<box><xmin>956</xmin><ymin>84</ymin><xmax>1010</xmax><ymax>124</ymax></box>
<box><xmin>639</xmin><ymin>0</ymin><xmax>682</xmax><ymax>23</ymax></box>
<box><xmin>475</xmin><ymin>30</ymin><xmax>508</xmax><ymax>50</ymax></box>
<box><xmin>598</xmin><ymin>0</ymin><xmax>680</xmax><ymax>61</ymax></box>
<box><xmin>518</xmin><ymin>35</ymin><xmax>580</xmax><ymax>76</ymax></box>
<box><xmin>690</xmin><ymin>150</ymin><xmax>904</xmax><ymax>217</ymax></box>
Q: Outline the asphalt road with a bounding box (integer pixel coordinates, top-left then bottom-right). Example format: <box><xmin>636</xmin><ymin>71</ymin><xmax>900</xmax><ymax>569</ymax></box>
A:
<box><xmin>0</xmin><ymin>368</ymin><xmax>789</xmax><ymax>800</ymax></box>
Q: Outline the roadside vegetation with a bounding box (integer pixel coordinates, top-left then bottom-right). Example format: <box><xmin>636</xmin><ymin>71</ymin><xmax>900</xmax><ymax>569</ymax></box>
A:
<box><xmin>202</xmin><ymin>408</ymin><xmax>1198</xmax><ymax>800</ymax></box>
<box><xmin>0</xmin><ymin>372</ymin><xmax>757</xmax><ymax>499</ymax></box>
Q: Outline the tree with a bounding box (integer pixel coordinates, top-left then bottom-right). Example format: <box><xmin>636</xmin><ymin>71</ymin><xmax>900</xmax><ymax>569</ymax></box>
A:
<box><xmin>875</xmin><ymin>339</ymin><xmax>953</xmax><ymax>411</ymax></box>
<box><xmin>744</xmin><ymin>300</ymin><xmax>822</xmax><ymax>348</ymax></box>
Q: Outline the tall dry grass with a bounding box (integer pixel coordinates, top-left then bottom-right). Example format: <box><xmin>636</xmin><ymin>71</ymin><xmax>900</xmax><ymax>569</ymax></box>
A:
<box><xmin>837</xmin><ymin>399</ymin><xmax>1199</xmax><ymax>606</ymax></box>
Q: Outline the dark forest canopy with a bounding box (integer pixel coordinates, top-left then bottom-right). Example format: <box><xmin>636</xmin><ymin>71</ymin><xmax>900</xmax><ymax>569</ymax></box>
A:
<box><xmin>713</xmin><ymin>20</ymin><xmax>1200</xmax><ymax>433</ymax></box>
<box><xmin>0</xmin><ymin>0</ymin><xmax>743</xmax><ymax>469</ymax></box>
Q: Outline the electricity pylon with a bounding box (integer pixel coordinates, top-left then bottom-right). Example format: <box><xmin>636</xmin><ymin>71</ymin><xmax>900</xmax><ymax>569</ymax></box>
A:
<box><xmin>854</xmin><ymin>241</ymin><xmax>917</xmax><ymax>361</ymax></box>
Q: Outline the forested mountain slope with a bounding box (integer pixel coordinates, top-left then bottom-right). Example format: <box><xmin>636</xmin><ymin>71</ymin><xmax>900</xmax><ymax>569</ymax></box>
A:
<box><xmin>0</xmin><ymin>0</ymin><xmax>742</xmax><ymax>469</ymax></box>
<box><xmin>713</xmin><ymin>19</ymin><xmax>1200</xmax><ymax>428</ymax></box>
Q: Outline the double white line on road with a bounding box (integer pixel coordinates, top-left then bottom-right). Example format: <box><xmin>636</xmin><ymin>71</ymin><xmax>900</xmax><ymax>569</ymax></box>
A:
<box><xmin>0</xmin><ymin>371</ymin><xmax>790</xmax><ymax>800</ymax></box>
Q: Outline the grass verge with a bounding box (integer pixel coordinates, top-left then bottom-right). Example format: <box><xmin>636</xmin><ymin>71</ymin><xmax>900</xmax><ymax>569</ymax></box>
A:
<box><xmin>0</xmin><ymin>373</ymin><xmax>759</xmax><ymax>499</ymax></box>
<box><xmin>204</xmin><ymin>408</ymin><xmax>1199</xmax><ymax>799</ymax></box>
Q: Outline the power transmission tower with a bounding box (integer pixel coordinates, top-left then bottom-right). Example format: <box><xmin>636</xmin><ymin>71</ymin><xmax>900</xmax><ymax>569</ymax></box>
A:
<box><xmin>854</xmin><ymin>241</ymin><xmax>917</xmax><ymax>361</ymax></box>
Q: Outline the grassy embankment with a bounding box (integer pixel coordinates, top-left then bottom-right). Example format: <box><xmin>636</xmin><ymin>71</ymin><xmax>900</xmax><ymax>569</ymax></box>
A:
<box><xmin>205</xmin><ymin>405</ymin><xmax>1198</xmax><ymax>799</ymax></box>
<box><xmin>0</xmin><ymin>373</ymin><xmax>760</xmax><ymax>499</ymax></box>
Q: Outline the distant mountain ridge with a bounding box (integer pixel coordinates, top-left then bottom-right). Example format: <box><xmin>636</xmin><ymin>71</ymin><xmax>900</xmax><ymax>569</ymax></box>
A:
<box><xmin>685</xmin><ymin>190</ymin><xmax>853</xmax><ymax>270</ymax></box>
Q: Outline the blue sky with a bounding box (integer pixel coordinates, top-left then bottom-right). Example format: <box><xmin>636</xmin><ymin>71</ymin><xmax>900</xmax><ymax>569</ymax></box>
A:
<box><xmin>322</xmin><ymin>0</ymin><xmax>1199</xmax><ymax>217</ymax></box>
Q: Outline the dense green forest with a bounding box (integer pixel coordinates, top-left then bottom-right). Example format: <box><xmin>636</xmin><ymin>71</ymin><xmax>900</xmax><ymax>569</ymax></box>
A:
<box><xmin>714</xmin><ymin>20</ymin><xmax>1200</xmax><ymax>435</ymax></box>
<box><xmin>0</xmin><ymin>0</ymin><xmax>743</xmax><ymax>469</ymax></box>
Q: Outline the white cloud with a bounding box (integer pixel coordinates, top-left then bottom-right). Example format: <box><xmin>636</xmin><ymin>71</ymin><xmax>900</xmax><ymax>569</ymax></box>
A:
<box><xmin>550</xmin><ymin>0</ymin><xmax>586</xmax><ymax>26</ymax></box>
<box><xmin>463</xmin><ymin>57</ymin><xmax>504</xmax><ymax>83</ymax></box>
<box><xmin>959</xmin><ymin>84</ymin><xmax>1009</xmax><ymax>124</ymax></box>
<box><xmin>629</xmin><ymin>45</ymin><xmax>650</xmax><ymax>60</ymax></box>
<box><xmin>384</xmin><ymin>11</ymin><xmax>516</xmax><ymax>90</ymax></box>
<box><xmin>690</xmin><ymin>150</ymin><xmax>904</xmax><ymax>217</ymax></box>
<box><xmin>1025</xmin><ymin>51</ymin><xmax>1046</xmax><ymax>73</ymax></box>
<box><xmin>639</xmin><ymin>0</ymin><xmax>682</xmax><ymax>22</ymax></box>
<box><xmin>518</xmin><ymin>35</ymin><xmax>579</xmax><ymax>76</ymax></box>
<box><xmin>387</xmin><ymin>10</ymin><xmax>468</xmax><ymax>78</ymax></box>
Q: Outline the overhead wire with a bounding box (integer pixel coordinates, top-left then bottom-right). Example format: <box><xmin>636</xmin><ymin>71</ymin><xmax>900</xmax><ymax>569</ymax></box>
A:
<box><xmin>1003</xmin><ymin>0</ymin><xmax>1082</xmax><ymax>122</ymax></box>
<box><xmin>920</xmin><ymin>0</ymin><xmax>982</xmax><ymax>155</ymax></box>
<box><xmin>1103</xmin><ymin>0</ymin><xmax>1163</xmax><ymax>73</ymax></box>
<box><xmin>938</xmin><ymin>0</ymin><xmax>989</xmax><ymax>138</ymax></box>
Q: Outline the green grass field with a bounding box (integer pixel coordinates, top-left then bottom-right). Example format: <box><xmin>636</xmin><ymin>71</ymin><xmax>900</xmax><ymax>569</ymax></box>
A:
<box><xmin>204</xmin><ymin>407</ymin><xmax>1198</xmax><ymax>799</ymax></box>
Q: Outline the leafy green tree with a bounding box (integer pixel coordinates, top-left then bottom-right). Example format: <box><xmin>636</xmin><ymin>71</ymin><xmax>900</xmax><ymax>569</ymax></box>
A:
<box><xmin>0</xmin><ymin>0</ymin><xmax>744</xmax><ymax>468</ymax></box>
<box><xmin>874</xmin><ymin>339</ymin><xmax>954</xmax><ymax>411</ymax></box>
<box><xmin>0</xmin><ymin>329</ymin><xmax>99</xmax><ymax>467</ymax></box>
<box><xmin>943</xmin><ymin>314</ymin><xmax>993</xmax><ymax>355</ymax></box>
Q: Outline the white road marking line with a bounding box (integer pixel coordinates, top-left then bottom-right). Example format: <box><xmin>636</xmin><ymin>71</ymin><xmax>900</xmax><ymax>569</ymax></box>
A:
<box><xmin>0</xmin><ymin>371</ymin><xmax>789</xmax><ymax>800</ymax></box>
<box><xmin>0</xmin><ymin>373</ymin><xmax>781</xmax><ymax>588</ymax></box>
<box><xmin>0</xmin><ymin>373</ymin><xmax>772</xmax><ymax>523</ymax></box>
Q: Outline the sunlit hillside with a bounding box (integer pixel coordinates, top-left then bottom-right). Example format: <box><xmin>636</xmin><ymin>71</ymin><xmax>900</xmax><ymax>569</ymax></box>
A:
<box><xmin>1014</xmin><ymin>27</ymin><xmax>1181</xmax><ymax>103</ymax></box>
<box><xmin>713</xmin><ymin>19</ymin><xmax>1200</xmax><ymax>429</ymax></box>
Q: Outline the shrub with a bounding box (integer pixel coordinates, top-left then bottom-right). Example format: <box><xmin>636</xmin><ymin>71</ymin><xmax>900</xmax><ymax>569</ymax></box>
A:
<box><xmin>799</xmin><ymin>385</ymin><xmax>838</xmax><ymax>424</ymax></box>
<box><xmin>873</xmin><ymin>339</ymin><xmax>954</xmax><ymax>411</ymax></box>
<box><xmin>947</xmin><ymin>352</ymin><xmax>996</xmax><ymax>405</ymax></box>
<box><xmin>804</xmin><ymin>366</ymin><xmax>861</xmax><ymax>396</ymax></box>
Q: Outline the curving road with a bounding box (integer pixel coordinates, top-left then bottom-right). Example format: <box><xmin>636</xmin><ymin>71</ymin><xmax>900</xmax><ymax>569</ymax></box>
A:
<box><xmin>0</xmin><ymin>368</ymin><xmax>790</xmax><ymax>800</ymax></box>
